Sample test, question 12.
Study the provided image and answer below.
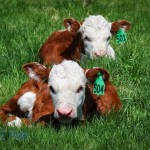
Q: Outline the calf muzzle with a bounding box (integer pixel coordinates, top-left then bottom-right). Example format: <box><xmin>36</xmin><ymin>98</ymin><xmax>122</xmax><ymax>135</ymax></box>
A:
<box><xmin>56</xmin><ymin>108</ymin><xmax>74</xmax><ymax>123</ymax></box>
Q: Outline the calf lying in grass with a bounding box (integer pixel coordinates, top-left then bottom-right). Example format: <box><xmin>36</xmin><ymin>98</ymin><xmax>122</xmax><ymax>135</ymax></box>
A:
<box><xmin>0</xmin><ymin>60</ymin><xmax>121</xmax><ymax>127</ymax></box>
<box><xmin>39</xmin><ymin>15</ymin><xmax>131</xmax><ymax>65</ymax></box>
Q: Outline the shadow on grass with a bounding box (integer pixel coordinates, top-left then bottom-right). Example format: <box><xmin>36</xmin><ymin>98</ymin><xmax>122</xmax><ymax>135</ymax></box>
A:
<box><xmin>35</xmin><ymin>110</ymin><xmax>122</xmax><ymax>132</ymax></box>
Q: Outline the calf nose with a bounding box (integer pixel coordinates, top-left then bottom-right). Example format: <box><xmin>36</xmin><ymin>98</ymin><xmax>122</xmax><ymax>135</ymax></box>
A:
<box><xmin>57</xmin><ymin>108</ymin><xmax>73</xmax><ymax>117</ymax></box>
<box><xmin>95</xmin><ymin>51</ymin><xmax>107</xmax><ymax>57</ymax></box>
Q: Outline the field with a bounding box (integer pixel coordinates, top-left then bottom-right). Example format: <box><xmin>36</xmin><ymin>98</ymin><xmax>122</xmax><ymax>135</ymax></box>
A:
<box><xmin>0</xmin><ymin>0</ymin><xmax>149</xmax><ymax>149</ymax></box>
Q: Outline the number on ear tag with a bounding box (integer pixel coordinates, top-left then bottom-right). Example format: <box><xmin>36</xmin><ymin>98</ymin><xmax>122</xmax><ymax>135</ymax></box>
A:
<box><xmin>93</xmin><ymin>72</ymin><xmax>105</xmax><ymax>96</ymax></box>
<box><xmin>116</xmin><ymin>29</ymin><xmax>127</xmax><ymax>44</ymax></box>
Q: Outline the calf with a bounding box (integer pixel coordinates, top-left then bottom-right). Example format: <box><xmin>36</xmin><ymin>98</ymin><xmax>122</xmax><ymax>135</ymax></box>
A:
<box><xmin>39</xmin><ymin>15</ymin><xmax>131</xmax><ymax>65</ymax></box>
<box><xmin>0</xmin><ymin>60</ymin><xmax>121</xmax><ymax>126</ymax></box>
<box><xmin>0</xmin><ymin>66</ymin><xmax>53</xmax><ymax>127</ymax></box>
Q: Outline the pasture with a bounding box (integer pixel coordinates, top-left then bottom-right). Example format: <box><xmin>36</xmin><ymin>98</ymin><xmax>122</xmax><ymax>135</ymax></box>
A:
<box><xmin>0</xmin><ymin>0</ymin><xmax>149</xmax><ymax>149</ymax></box>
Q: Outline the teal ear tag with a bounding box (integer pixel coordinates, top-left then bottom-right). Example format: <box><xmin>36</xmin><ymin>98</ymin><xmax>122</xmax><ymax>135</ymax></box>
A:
<box><xmin>93</xmin><ymin>72</ymin><xmax>105</xmax><ymax>96</ymax></box>
<box><xmin>116</xmin><ymin>29</ymin><xmax>127</xmax><ymax>44</ymax></box>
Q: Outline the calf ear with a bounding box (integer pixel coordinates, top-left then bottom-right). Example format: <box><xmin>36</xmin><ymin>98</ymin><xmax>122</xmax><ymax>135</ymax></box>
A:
<box><xmin>63</xmin><ymin>18</ymin><xmax>81</xmax><ymax>33</ymax></box>
<box><xmin>111</xmin><ymin>20</ymin><xmax>131</xmax><ymax>34</ymax></box>
<box><xmin>85</xmin><ymin>68</ymin><xmax>110</xmax><ymax>83</ymax></box>
<box><xmin>23</xmin><ymin>62</ymin><xmax>50</xmax><ymax>82</ymax></box>
<box><xmin>64</xmin><ymin>18</ymin><xmax>75</xmax><ymax>29</ymax></box>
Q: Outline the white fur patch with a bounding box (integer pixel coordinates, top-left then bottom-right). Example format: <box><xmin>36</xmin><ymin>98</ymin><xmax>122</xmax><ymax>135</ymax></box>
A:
<box><xmin>17</xmin><ymin>92</ymin><xmax>36</xmax><ymax>119</ymax></box>
<box><xmin>106</xmin><ymin>45</ymin><xmax>115</xmax><ymax>59</ymax></box>
<box><xmin>67</xmin><ymin>25</ymin><xmax>71</xmax><ymax>32</ymax></box>
<box><xmin>79</xmin><ymin>15</ymin><xmax>115</xmax><ymax>59</ymax></box>
<box><xmin>49</xmin><ymin>60</ymin><xmax>85</xmax><ymax>80</ymax></box>
<box><xmin>7</xmin><ymin>117</ymin><xmax>22</xmax><ymax>127</ymax></box>
<box><xmin>81</xmin><ymin>15</ymin><xmax>110</xmax><ymax>31</ymax></box>
<box><xmin>28</xmin><ymin>68</ymin><xmax>40</xmax><ymax>81</ymax></box>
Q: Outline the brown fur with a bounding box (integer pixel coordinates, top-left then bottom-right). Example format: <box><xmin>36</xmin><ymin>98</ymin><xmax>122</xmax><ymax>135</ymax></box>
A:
<box><xmin>0</xmin><ymin>79</ymin><xmax>52</xmax><ymax>126</ymax></box>
<box><xmin>0</xmin><ymin>63</ymin><xmax>121</xmax><ymax>126</ymax></box>
<box><xmin>0</xmin><ymin>108</ymin><xmax>30</xmax><ymax>126</ymax></box>
<box><xmin>39</xmin><ymin>18</ymin><xmax>83</xmax><ymax>65</ymax></box>
<box><xmin>1</xmin><ymin>80</ymin><xmax>46</xmax><ymax>116</ymax></box>
<box><xmin>85</xmin><ymin>68</ymin><xmax>110</xmax><ymax>82</ymax></box>
<box><xmin>32</xmin><ymin>85</ymin><xmax>54</xmax><ymax>122</ymax></box>
<box><xmin>84</xmin><ymin>81</ymin><xmax>121</xmax><ymax>116</ymax></box>
<box><xmin>111</xmin><ymin>20</ymin><xmax>131</xmax><ymax>34</ymax></box>
<box><xmin>83</xmin><ymin>68</ymin><xmax>121</xmax><ymax>116</ymax></box>
<box><xmin>0</xmin><ymin>108</ymin><xmax>9</xmax><ymax>122</ymax></box>
<box><xmin>23</xmin><ymin>63</ymin><xmax>50</xmax><ymax>82</ymax></box>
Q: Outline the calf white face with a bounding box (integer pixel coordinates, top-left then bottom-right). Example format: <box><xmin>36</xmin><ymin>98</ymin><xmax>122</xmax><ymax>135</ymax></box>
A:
<box><xmin>80</xmin><ymin>15</ymin><xmax>112</xmax><ymax>58</ymax></box>
<box><xmin>48</xmin><ymin>60</ymin><xmax>87</xmax><ymax>123</ymax></box>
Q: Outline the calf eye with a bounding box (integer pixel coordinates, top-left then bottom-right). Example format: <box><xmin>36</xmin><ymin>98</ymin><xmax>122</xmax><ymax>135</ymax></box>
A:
<box><xmin>107</xmin><ymin>36</ymin><xmax>110</xmax><ymax>41</ymax></box>
<box><xmin>84</xmin><ymin>36</ymin><xmax>91</xmax><ymax>41</ymax></box>
<box><xmin>49</xmin><ymin>86</ymin><xmax>55</xmax><ymax>94</ymax></box>
<box><xmin>76</xmin><ymin>86</ymin><xmax>83</xmax><ymax>93</ymax></box>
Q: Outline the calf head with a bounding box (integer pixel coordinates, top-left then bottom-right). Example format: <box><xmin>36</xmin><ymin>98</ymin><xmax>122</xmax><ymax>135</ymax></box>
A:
<box><xmin>23</xmin><ymin>60</ymin><xmax>109</xmax><ymax>123</ymax></box>
<box><xmin>79</xmin><ymin>15</ymin><xmax>131</xmax><ymax>58</ymax></box>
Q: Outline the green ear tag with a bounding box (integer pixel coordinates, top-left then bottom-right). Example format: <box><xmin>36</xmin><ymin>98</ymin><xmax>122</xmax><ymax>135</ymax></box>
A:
<box><xmin>93</xmin><ymin>72</ymin><xmax>105</xmax><ymax>96</ymax></box>
<box><xmin>116</xmin><ymin>29</ymin><xmax>127</xmax><ymax>44</ymax></box>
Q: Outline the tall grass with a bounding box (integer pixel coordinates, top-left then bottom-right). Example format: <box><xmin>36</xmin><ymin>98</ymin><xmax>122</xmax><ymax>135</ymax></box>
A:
<box><xmin>0</xmin><ymin>0</ymin><xmax>149</xmax><ymax>149</ymax></box>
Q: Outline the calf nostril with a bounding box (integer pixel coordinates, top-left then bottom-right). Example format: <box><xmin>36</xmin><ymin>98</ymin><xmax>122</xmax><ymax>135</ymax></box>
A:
<box><xmin>67</xmin><ymin>110</ymin><xmax>72</xmax><ymax>116</ymax></box>
<box><xmin>57</xmin><ymin>109</ymin><xmax>72</xmax><ymax>116</ymax></box>
<box><xmin>57</xmin><ymin>109</ymin><xmax>61</xmax><ymax>115</ymax></box>
<box><xmin>94</xmin><ymin>52</ymin><xmax>99</xmax><ymax>56</ymax></box>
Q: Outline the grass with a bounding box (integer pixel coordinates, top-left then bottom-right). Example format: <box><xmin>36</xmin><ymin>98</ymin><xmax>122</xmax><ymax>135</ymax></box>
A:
<box><xmin>0</xmin><ymin>0</ymin><xmax>149</xmax><ymax>149</ymax></box>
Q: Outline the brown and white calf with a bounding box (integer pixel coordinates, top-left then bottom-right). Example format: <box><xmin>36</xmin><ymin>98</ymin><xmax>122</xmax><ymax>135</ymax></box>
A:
<box><xmin>39</xmin><ymin>15</ymin><xmax>131</xmax><ymax>65</ymax></box>
<box><xmin>0</xmin><ymin>60</ymin><xmax>121</xmax><ymax>126</ymax></box>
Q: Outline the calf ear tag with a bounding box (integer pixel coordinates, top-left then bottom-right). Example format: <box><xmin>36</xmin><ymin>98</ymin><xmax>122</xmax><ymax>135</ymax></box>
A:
<box><xmin>116</xmin><ymin>29</ymin><xmax>127</xmax><ymax>44</ymax></box>
<box><xmin>93</xmin><ymin>72</ymin><xmax>105</xmax><ymax>96</ymax></box>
